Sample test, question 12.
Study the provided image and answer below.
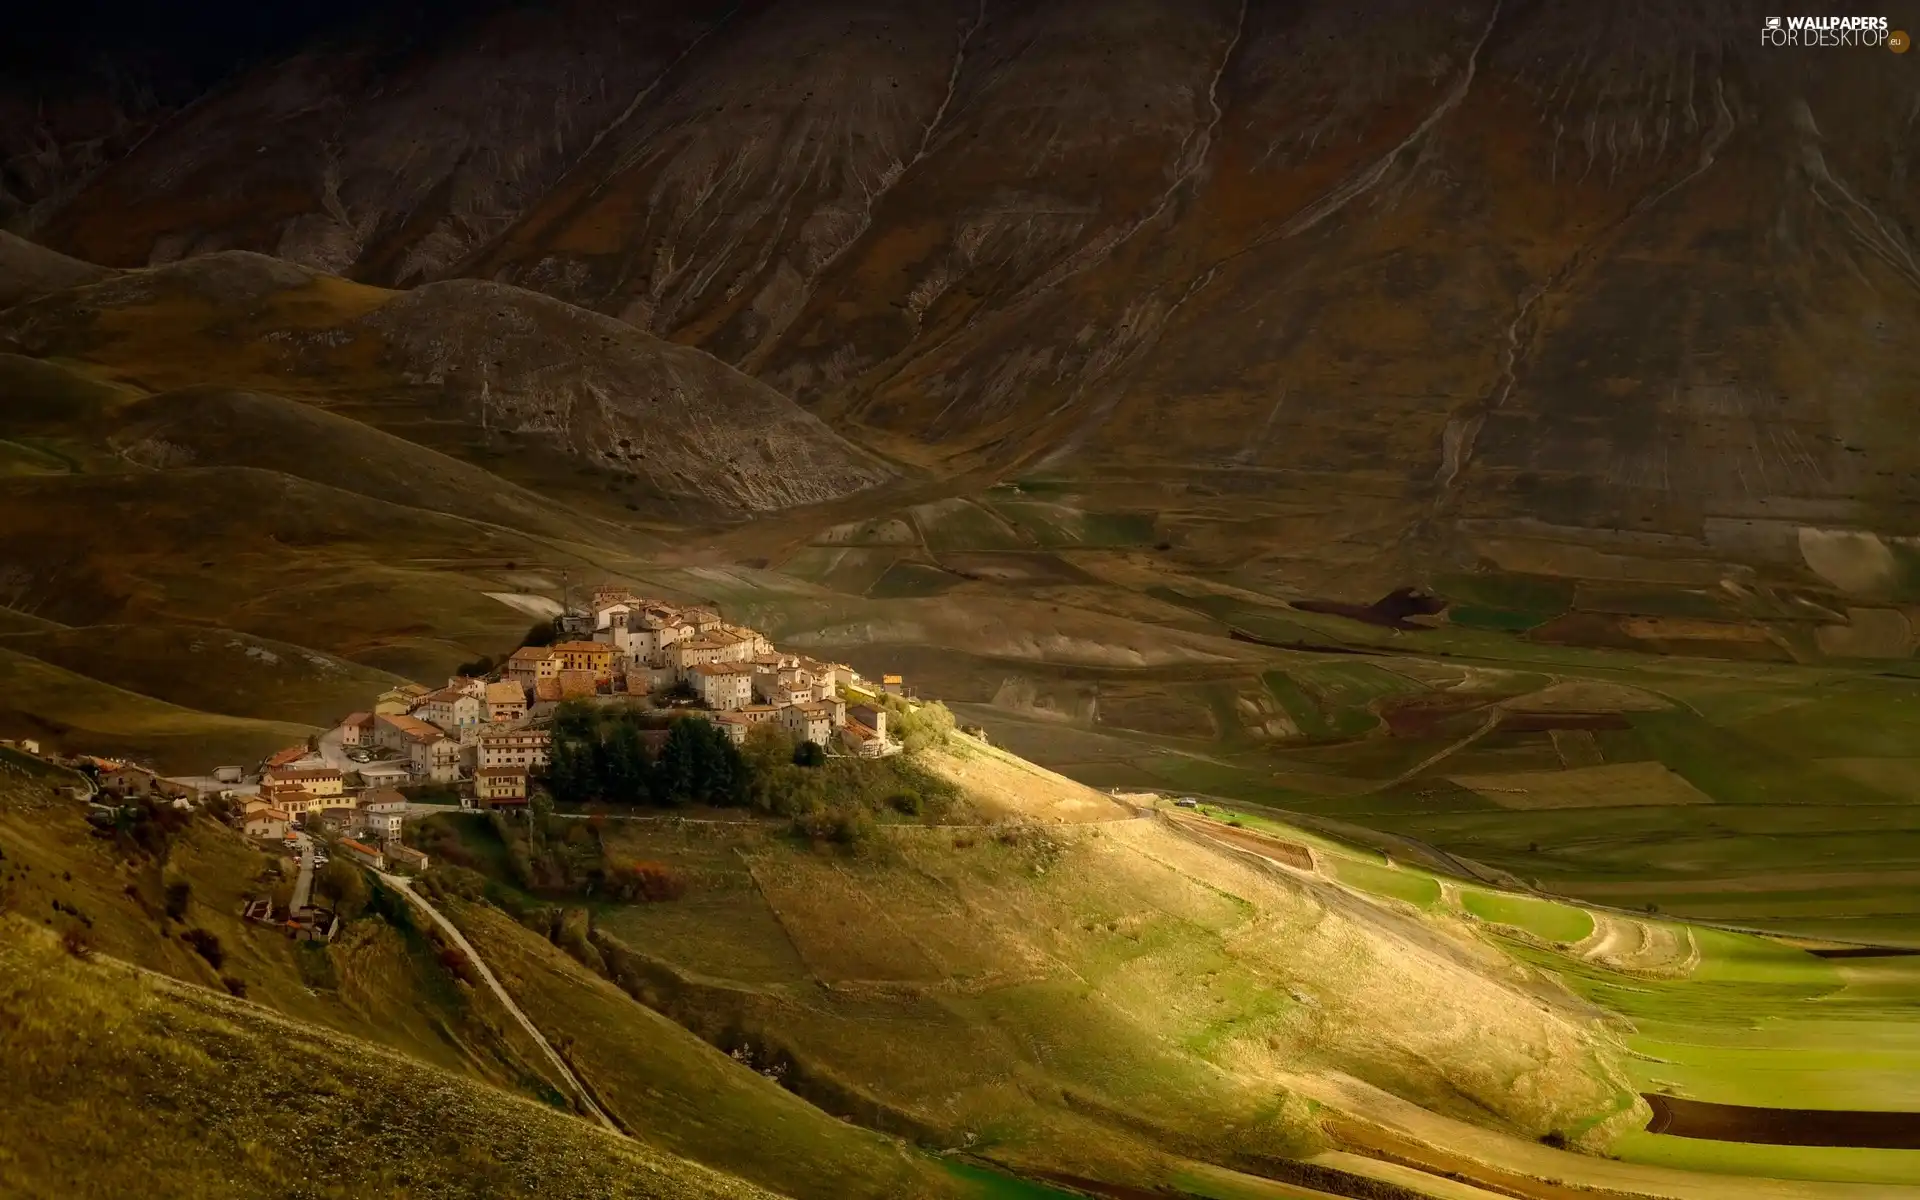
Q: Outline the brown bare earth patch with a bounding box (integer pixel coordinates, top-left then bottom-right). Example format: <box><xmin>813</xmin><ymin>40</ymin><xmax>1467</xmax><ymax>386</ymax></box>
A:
<box><xmin>1643</xmin><ymin>1094</ymin><xmax>1920</xmax><ymax>1149</ymax></box>
<box><xmin>1168</xmin><ymin>814</ymin><xmax>1315</xmax><ymax>872</ymax></box>
<box><xmin>1379</xmin><ymin>693</ymin><xmax>1495</xmax><ymax>738</ymax></box>
<box><xmin>1447</xmin><ymin>763</ymin><xmax>1713</xmax><ymax>811</ymax></box>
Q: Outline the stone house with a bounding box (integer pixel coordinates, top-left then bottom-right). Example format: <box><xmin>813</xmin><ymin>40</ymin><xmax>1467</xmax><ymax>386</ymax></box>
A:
<box><xmin>336</xmin><ymin>712</ymin><xmax>376</xmax><ymax>746</ymax></box>
<box><xmin>484</xmin><ymin>680</ymin><xmax>528</xmax><ymax>723</ymax></box>
<box><xmin>690</xmin><ymin>662</ymin><xmax>753</xmax><ymax>711</ymax></box>
<box><xmin>474</xmin><ymin>766</ymin><xmax>529</xmax><ymax>806</ymax></box>
<box><xmin>419</xmin><ymin>687</ymin><xmax>483</xmax><ymax>734</ymax></box>
<box><xmin>505</xmin><ymin>646</ymin><xmax>560</xmax><ymax>688</ymax></box>
<box><xmin>360</xmin><ymin>789</ymin><xmax>407</xmax><ymax>841</ymax></box>
<box><xmin>263</xmin><ymin>786</ymin><xmax>319</xmax><ymax>818</ymax></box>
<box><xmin>478</xmin><ymin>729</ymin><xmax>550</xmax><ymax>771</ymax></box>
<box><xmin>262</xmin><ymin>766</ymin><xmax>343</xmax><ymax>798</ymax></box>
<box><xmin>386</xmin><ymin>843</ymin><xmax>430</xmax><ymax>872</ymax></box>
<box><xmin>337</xmin><ymin>839</ymin><xmax>386</xmax><ymax>870</ymax></box>
<box><xmin>375</xmin><ymin>683</ymin><xmax>431</xmax><ymax>715</ymax></box>
<box><xmin>316</xmin><ymin>805</ymin><xmax>363</xmax><ymax>835</ymax></box>
<box><xmin>242</xmin><ymin>808</ymin><xmax>289</xmax><ymax>839</ymax></box>
<box><xmin>377</xmin><ymin>714</ymin><xmax>460</xmax><ymax>783</ymax></box>
<box><xmin>780</xmin><ymin>700</ymin><xmax>837</xmax><ymax>748</ymax></box>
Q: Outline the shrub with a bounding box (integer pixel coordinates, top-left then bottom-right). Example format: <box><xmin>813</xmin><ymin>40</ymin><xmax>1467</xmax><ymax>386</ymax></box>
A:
<box><xmin>221</xmin><ymin>976</ymin><xmax>248</xmax><ymax>998</ymax></box>
<box><xmin>182</xmin><ymin>928</ymin><xmax>224</xmax><ymax>970</ymax></box>
<box><xmin>60</xmin><ymin>926</ymin><xmax>94</xmax><ymax>961</ymax></box>
<box><xmin>793</xmin><ymin>804</ymin><xmax>875</xmax><ymax>852</ymax></box>
<box><xmin>163</xmin><ymin>880</ymin><xmax>192</xmax><ymax>921</ymax></box>
<box><xmin>887</xmin><ymin>789</ymin><xmax>922</xmax><ymax>816</ymax></box>
<box><xmin>792</xmin><ymin>740</ymin><xmax>826</xmax><ymax>767</ymax></box>
<box><xmin>602</xmin><ymin>860</ymin><xmax>688</xmax><ymax>902</ymax></box>
<box><xmin>1539</xmin><ymin>1130</ymin><xmax>1569</xmax><ymax>1150</ymax></box>
<box><xmin>438</xmin><ymin>946</ymin><xmax>476</xmax><ymax>985</ymax></box>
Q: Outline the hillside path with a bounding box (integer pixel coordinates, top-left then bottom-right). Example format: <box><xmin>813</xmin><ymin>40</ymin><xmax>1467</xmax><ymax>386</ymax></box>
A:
<box><xmin>376</xmin><ymin>872</ymin><xmax>620</xmax><ymax>1133</ymax></box>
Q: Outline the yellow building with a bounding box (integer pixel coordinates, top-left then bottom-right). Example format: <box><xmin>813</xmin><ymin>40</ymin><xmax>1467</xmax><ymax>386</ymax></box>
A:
<box><xmin>551</xmin><ymin>640</ymin><xmax>615</xmax><ymax>679</ymax></box>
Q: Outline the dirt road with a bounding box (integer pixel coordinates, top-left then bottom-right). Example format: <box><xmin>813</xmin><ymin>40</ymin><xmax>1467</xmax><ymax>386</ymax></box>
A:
<box><xmin>376</xmin><ymin>872</ymin><xmax>619</xmax><ymax>1133</ymax></box>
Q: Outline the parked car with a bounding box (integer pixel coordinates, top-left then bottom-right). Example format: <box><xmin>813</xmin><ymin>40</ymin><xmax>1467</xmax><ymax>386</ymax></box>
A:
<box><xmin>1175</xmin><ymin>797</ymin><xmax>1200</xmax><ymax>809</ymax></box>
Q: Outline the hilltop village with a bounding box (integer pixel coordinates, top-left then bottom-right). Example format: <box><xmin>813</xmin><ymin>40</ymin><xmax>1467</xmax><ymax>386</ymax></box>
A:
<box><xmin>63</xmin><ymin>586</ymin><xmax>914</xmax><ymax>870</ymax></box>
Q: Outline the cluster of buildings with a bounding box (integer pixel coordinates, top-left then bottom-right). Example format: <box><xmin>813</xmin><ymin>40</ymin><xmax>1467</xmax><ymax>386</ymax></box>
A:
<box><xmin>258</xmin><ymin>587</ymin><xmax>905</xmax><ymax>818</ymax></box>
<box><xmin>499</xmin><ymin>587</ymin><xmax>900</xmax><ymax>761</ymax></box>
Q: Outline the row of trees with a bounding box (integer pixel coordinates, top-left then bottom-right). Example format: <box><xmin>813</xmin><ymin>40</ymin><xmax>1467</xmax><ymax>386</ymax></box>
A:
<box><xmin>544</xmin><ymin>702</ymin><xmax>753</xmax><ymax>809</ymax></box>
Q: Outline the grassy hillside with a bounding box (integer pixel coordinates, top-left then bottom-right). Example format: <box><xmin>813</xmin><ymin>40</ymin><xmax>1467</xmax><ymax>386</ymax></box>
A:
<box><xmin>427</xmin><ymin>741</ymin><xmax>1640</xmax><ymax>1196</ymax></box>
<box><xmin>0</xmin><ymin>919</ymin><xmax>786</xmax><ymax>1200</ymax></box>
<box><xmin>109</xmin><ymin>385</ymin><xmax>658</xmax><ymax>550</ymax></box>
<box><xmin>0</xmin><ymin>644</ymin><xmax>313</xmax><ymax>770</ymax></box>
<box><xmin>0</xmin><ymin>623</ymin><xmax>405</xmax><ymax>726</ymax></box>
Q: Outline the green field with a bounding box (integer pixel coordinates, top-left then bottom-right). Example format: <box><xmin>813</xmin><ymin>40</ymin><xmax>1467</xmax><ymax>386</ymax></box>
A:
<box><xmin>1459</xmin><ymin>889</ymin><xmax>1593</xmax><ymax>943</ymax></box>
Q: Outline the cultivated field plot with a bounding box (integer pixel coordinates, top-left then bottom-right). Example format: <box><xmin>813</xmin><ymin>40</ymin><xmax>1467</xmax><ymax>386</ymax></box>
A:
<box><xmin>1331</xmin><ymin>858</ymin><xmax>1442</xmax><ymax>909</ymax></box>
<box><xmin>982</xmin><ymin>496</ymin><xmax>1159</xmax><ymax>548</ymax></box>
<box><xmin>908</xmin><ymin>497</ymin><xmax>1028</xmax><ymax>552</ymax></box>
<box><xmin>744</xmin><ymin>850</ymin><xmax>1023</xmax><ymax>985</ymax></box>
<box><xmin>593</xmin><ymin>825</ymin><xmax>812</xmax><ymax>987</ymax></box>
<box><xmin>774</xmin><ymin>546</ymin><xmax>899</xmax><ymax>595</ymax></box>
<box><xmin>1447</xmin><ymin>761</ymin><xmax>1715</xmax><ymax>811</ymax></box>
<box><xmin>936</xmin><ymin>551</ymin><xmax>1096</xmax><ymax>587</ymax></box>
<box><xmin>1458</xmin><ymin>890</ymin><xmax>1593</xmax><ymax>944</ymax></box>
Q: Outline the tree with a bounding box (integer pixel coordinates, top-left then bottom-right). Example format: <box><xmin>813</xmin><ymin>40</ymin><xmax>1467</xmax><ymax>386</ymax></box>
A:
<box><xmin>522</xmin><ymin>620</ymin><xmax>559</xmax><ymax>648</ymax></box>
<box><xmin>319</xmin><ymin>858</ymin><xmax>369</xmax><ymax>919</ymax></box>
<box><xmin>792</xmin><ymin>740</ymin><xmax>826</xmax><ymax>768</ymax></box>
<box><xmin>455</xmin><ymin>655</ymin><xmax>495</xmax><ymax>678</ymax></box>
<box><xmin>544</xmin><ymin>722</ymin><xmax>598</xmax><ymax>808</ymax></box>
<box><xmin>889</xmin><ymin>699</ymin><xmax>955</xmax><ymax>754</ymax></box>
<box><xmin>654</xmin><ymin>719</ymin><xmax>700</xmax><ymax>806</ymax></box>
<box><xmin>596</xmin><ymin>720</ymin><xmax>652</xmax><ymax>804</ymax></box>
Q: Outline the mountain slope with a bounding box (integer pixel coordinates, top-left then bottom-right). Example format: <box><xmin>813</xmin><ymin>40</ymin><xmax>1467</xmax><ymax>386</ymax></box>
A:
<box><xmin>16</xmin><ymin>2</ymin><xmax>1917</xmax><ymax>587</ymax></box>
<box><xmin>0</xmin><ymin>253</ymin><xmax>890</xmax><ymax>518</ymax></box>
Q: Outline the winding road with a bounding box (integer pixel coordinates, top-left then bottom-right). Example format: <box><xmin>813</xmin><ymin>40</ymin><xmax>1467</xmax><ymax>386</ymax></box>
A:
<box><xmin>375</xmin><ymin>872</ymin><xmax>619</xmax><ymax>1133</ymax></box>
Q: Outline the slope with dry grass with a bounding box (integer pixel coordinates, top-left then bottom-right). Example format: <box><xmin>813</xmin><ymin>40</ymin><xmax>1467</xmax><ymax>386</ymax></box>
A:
<box><xmin>0</xmin><ymin>918</ymin><xmax>785</xmax><ymax>1200</ymax></box>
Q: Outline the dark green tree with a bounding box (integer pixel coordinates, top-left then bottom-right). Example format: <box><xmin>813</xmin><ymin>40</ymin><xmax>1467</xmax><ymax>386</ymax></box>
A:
<box><xmin>597</xmin><ymin>720</ymin><xmax>653</xmax><ymax>804</ymax></box>
<box><xmin>654</xmin><ymin>719</ymin><xmax>700</xmax><ymax>806</ymax></box>
<box><xmin>792</xmin><ymin>740</ymin><xmax>826</xmax><ymax>768</ymax></box>
<box><xmin>544</xmin><ymin>725</ymin><xmax>598</xmax><ymax>808</ymax></box>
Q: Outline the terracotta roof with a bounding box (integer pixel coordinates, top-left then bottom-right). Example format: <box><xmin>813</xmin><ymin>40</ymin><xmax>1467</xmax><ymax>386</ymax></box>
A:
<box><xmin>359</xmin><ymin>788</ymin><xmax>407</xmax><ymax>808</ymax></box>
<box><xmin>508</xmin><ymin>646</ymin><xmax>555</xmax><ymax>663</ymax></box>
<box><xmin>484</xmin><ymin>681</ymin><xmax>525</xmax><ymax>704</ymax></box>
<box><xmin>246</xmin><ymin>808</ymin><xmax>290</xmax><ymax>823</ymax></box>
<box><xmin>556</xmin><ymin>670</ymin><xmax>599</xmax><ymax>697</ymax></box>
<box><xmin>534</xmin><ymin>678</ymin><xmax>563</xmax><ymax>702</ymax></box>
<box><xmin>691</xmin><ymin>662</ymin><xmax>752</xmax><ymax>677</ymax></box>
<box><xmin>553</xmin><ymin>640</ymin><xmax>609</xmax><ymax>654</ymax></box>
<box><xmin>340</xmin><ymin>711</ymin><xmax>373</xmax><ymax>727</ymax></box>
<box><xmin>338</xmin><ymin>839</ymin><xmax>381</xmax><ymax>858</ymax></box>
<box><xmin>264</xmin><ymin>745</ymin><xmax>309</xmax><ymax>769</ymax></box>
<box><xmin>387</xmin><ymin>844</ymin><xmax>429</xmax><ymax>865</ymax></box>
<box><xmin>844</xmin><ymin>720</ymin><xmax>879</xmax><ymax>740</ymax></box>
<box><xmin>378</xmin><ymin>713</ymin><xmax>444</xmax><ymax>743</ymax></box>
<box><xmin>265</xmin><ymin>766</ymin><xmax>340</xmax><ymax>782</ymax></box>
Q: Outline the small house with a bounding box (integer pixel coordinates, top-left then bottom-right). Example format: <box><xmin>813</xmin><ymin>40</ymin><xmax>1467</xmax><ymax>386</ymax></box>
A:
<box><xmin>337</xmin><ymin>839</ymin><xmax>386</xmax><ymax>871</ymax></box>
<box><xmin>243</xmin><ymin>808</ymin><xmax>290</xmax><ymax>839</ymax></box>
<box><xmin>386</xmin><ymin>843</ymin><xmax>431</xmax><ymax>873</ymax></box>
<box><xmin>474</xmin><ymin>766</ymin><xmax>529</xmax><ymax>806</ymax></box>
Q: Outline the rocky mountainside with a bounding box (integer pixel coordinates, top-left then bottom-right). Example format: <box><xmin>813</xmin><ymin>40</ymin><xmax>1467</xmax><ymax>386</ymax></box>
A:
<box><xmin>13</xmin><ymin>1</ymin><xmax>1917</xmax><ymax>575</ymax></box>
